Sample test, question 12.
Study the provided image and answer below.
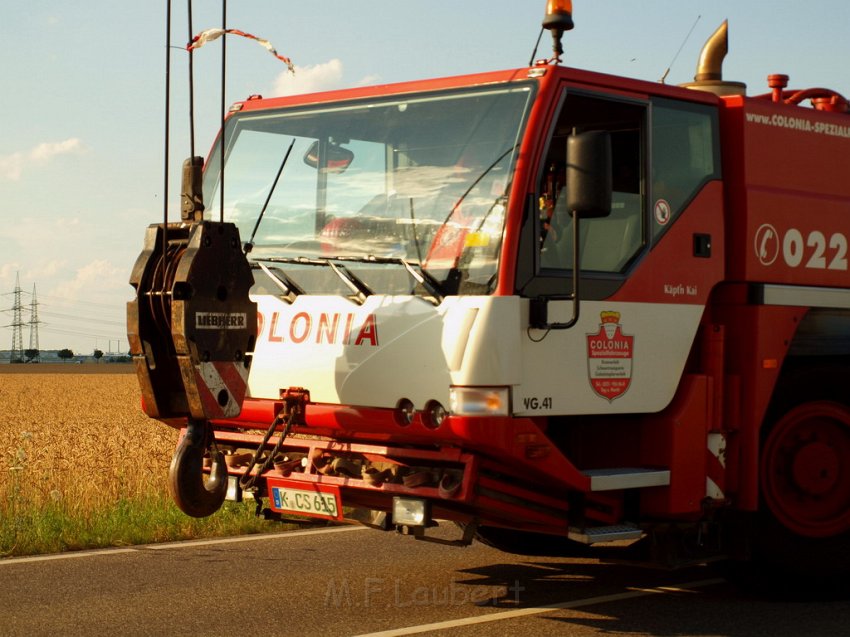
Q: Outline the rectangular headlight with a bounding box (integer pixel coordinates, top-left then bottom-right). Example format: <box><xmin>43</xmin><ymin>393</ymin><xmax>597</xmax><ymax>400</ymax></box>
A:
<box><xmin>449</xmin><ymin>386</ymin><xmax>511</xmax><ymax>416</ymax></box>
<box><xmin>392</xmin><ymin>497</ymin><xmax>429</xmax><ymax>526</ymax></box>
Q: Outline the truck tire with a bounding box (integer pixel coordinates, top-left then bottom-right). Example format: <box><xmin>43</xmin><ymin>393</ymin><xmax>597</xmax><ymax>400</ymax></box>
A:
<box><xmin>723</xmin><ymin>363</ymin><xmax>850</xmax><ymax>595</ymax></box>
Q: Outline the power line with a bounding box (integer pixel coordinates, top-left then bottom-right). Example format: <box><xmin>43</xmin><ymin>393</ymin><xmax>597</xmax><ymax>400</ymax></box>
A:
<box><xmin>38</xmin><ymin>309</ymin><xmax>126</xmax><ymax>328</ymax></box>
<box><xmin>40</xmin><ymin>326</ymin><xmax>125</xmax><ymax>339</ymax></box>
<box><xmin>3</xmin><ymin>278</ymin><xmax>129</xmax><ymax>356</ymax></box>
<box><xmin>37</xmin><ymin>292</ymin><xmax>129</xmax><ymax>312</ymax></box>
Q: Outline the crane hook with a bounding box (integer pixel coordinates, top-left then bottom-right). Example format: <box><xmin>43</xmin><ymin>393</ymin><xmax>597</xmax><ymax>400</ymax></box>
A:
<box><xmin>168</xmin><ymin>418</ymin><xmax>228</xmax><ymax>518</ymax></box>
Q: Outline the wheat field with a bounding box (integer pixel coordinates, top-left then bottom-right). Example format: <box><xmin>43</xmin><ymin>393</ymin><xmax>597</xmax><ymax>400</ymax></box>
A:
<box><xmin>0</xmin><ymin>367</ymin><xmax>285</xmax><ymax>556</ymax></box>
<box><xmin>0</xmin><ymin>370</ymin><xmax>178</xmax><ymax>515</ymax></box>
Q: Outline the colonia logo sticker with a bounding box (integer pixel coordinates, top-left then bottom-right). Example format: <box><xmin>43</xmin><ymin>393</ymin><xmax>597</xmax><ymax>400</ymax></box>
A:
<box><xmin>587</xmin><ymin>311</ymin><xmax>634</xmax><ymax>401</ymax></box>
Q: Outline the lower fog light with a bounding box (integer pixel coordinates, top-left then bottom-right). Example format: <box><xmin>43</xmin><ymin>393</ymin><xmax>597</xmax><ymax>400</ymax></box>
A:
<box><xmin>225</xmin><ymin>475</ymin><xmax>242</xmax><ymax>502</ymax></box>
<box><xmin>392</xmin><ymin>497</ymin><xmax>430</xmax><ymax>527</ymax></box>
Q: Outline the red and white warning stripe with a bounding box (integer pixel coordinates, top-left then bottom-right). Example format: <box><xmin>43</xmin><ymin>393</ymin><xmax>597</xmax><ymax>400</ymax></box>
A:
<box><xmin>706</xmin><ymin>432</ymin><xmax>726</xmax><ymax>500</ymax></box>
<box><xmin>193</xmin><ymin>361</ymin><xmax>250</xmax><ymax>419</ymax></box>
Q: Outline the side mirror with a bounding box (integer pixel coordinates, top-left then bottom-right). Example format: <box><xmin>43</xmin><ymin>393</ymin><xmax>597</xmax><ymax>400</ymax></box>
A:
<box><xmin>566</xmin><ymin>131</ymin><xmax>612</xmax><ymax>218</ymax></box>
<box><xmin>528</xmin><ymin>130</ymin><xmax>612</xmax><ymax>332</ymax></box>
<box><xmin>303</xmin><ymin>141</ymin><xmax>354</xmax><ymax>174</ymax></box>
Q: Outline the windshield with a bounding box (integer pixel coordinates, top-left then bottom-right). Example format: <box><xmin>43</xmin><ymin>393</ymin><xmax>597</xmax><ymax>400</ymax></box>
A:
<box><xmin>203</xmin><ymin>84</ymin><xmax>533</xmax><ymax>296</ymax></box>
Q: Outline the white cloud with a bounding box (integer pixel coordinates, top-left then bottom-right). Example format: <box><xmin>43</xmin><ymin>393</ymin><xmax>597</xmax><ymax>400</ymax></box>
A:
<box><xmin>273</xmin><ymin>58</ymin><xmax>345</xmax><ymax>96</ymax></box>
<box><xmin>355</xmin><ymin>74</ymin><xmax>382</xmax><ymax>87</ymax></box>
<box><xmin>0</xmin><ymin>138</ymin><xmax>83</xmax><ymax>180</ymax></box>
<box><xmin>55</xmin><ymin>217</ymin><xmax>81</xmax><ymax>229</ymax></box>
<box><xmin>30</xmin><ymin>138</ymin><xmax>82</xmax><ymax>162</ymax></box>
<box><xmin>46</xmin><ymin>259</ymin><xmax>127</xmax><ymax>303</ymax></box>
<box><xmin>270</xmin><ymin>58</ymin><xmax>384</xmax><ymax>99</ymax></box>
<box><xmin>0</xmin><ymin>152</ymin><xmax>25</xmax><ymax>180</ymax></box>
<box><xmin>0</xmin><ymin>262</ymin><xmax>23</xmax><ymax>284</ymax></box>
<box><xmin>0</xmin><ymin>260</ymin><xmax>67</xmax><ymax>289</ymax></box>
<box><xmin>26</xmin><ymin>259</ymin><xmax>68</xmax><ymax>281</ymax></box>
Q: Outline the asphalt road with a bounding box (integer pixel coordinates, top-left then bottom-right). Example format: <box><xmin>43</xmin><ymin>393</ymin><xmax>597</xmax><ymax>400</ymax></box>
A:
<box><xmin>2</xmin><ymin>524</ymin><xmax>849</xmax><ymax>637</ymax></box>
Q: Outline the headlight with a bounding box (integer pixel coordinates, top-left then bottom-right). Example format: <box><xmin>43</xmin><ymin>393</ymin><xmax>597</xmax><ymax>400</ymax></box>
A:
<box><xmin>449</xmin><ymin>386</ymin><xmax>511</xmax><ymax>416</ymax></box>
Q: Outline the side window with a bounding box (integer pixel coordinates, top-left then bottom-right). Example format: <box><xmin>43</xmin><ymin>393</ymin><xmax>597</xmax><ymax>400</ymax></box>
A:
<box><xmin>650</xmin><ymin>99</ymin><xmax>720</xmax><ymax>239</ymax></box>
<box><xmin>539</xmin><ymin>93</ymin><xmax>645</xmax><ymax>273</ymax></box>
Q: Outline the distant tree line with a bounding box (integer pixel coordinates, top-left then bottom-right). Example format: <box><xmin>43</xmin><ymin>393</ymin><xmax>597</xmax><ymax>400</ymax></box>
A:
<box><xmin>4</xmin><ymin>348</ymin><xmax>131</xmax><ymax>364</ymax></box>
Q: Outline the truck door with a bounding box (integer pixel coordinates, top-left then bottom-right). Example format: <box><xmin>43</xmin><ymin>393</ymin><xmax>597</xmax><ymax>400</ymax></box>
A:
<box><xmin>516</xmin><ymin>91</ymin><xmax>647</xmax><ymax>301</ymax></box>
<box><xmin>512</xmin><ymin>89</ymin><xmax>723</xmax><ymax>417</ymax></box>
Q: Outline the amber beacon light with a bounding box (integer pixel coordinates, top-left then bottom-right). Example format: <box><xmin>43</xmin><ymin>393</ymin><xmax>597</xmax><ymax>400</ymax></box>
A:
<box><xmin>542</xmin><ymin>0</ymin><xmax>574</xmax><ymax>61</ymax></box>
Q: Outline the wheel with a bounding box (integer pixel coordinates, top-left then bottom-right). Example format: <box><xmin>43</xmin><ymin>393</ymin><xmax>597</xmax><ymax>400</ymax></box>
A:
<box><xmin>761</xmin><ymin>401</ymin><xmax>850</xmax><ymax>539</ymax></box>
<box><xmin>722</xmin><ymin>364</ymin><xmax>850</xmax><ymax>596</ymax></box>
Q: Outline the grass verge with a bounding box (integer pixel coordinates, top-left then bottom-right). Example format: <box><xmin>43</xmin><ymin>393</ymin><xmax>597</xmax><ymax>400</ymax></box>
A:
<box><xmin>0</xmin><ymin>493</ymin><xmax>292</xmax><ymax>557</ymax></box>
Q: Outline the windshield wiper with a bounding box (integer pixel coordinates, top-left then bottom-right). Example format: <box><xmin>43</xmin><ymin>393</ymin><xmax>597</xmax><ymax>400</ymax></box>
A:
<box><xmin>259</xmin><ymin>256</ymin><xmax>374</xmax><ymax>304</ymax></box>
<box><xmin>327</xmin><ymin>261</ymin><xmax>372</xmax><ymax>303</ymax></box>
<box><xmin>254</xmin><ymin>261</ymin><xmax>304</xmax><ymax>302</ymax></box>
<box><xmin>259</xmin><ymin>255</ymin><xmax>444</xmax><ymax>303</ymax></box>
<box><xmin>398</xmin><ymin>258</ymin><xmax>444</xmax><ymax>303</ymax></box>
<box><xmin>244</xmin><ymin>138</ymin><xmax>296</xmax><ymax>253</ymax></box>
<box><xmin>330</xmin><ymin>255</ymin><xmax>444</xmax><ymax>303</ymax></box>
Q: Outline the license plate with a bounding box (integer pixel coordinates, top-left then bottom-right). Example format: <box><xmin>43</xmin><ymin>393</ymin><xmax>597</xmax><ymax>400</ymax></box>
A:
<box><xmin>267</xmin><ymin>478</ymin><xmax>342</xmax><ymax>521</ymax></box>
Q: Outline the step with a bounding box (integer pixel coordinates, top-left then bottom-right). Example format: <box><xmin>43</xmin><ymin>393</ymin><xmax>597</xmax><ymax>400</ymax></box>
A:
<box><xmin>583</xmin><ymin>467</ymin><xmax>671</xmax><ymax>491</ymax></box>
<box><xmin>568</xmin><ymin>524</ymin><xmax>643</xmax><ymax>545</ymax></box>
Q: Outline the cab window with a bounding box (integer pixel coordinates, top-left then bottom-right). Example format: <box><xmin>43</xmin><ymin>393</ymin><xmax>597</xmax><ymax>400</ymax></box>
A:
<box><xmin>539</xmin><ymin>93</ymin><xmax>645</xmax><ymax>273</ymax></box>
<box><xmin>650</xmin><ymin>98</ymin><xmax>720</xmax><ymax>239</ymax></box>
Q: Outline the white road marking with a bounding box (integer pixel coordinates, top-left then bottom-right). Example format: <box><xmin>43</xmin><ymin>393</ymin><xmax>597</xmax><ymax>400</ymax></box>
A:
<box><xmin>0</xmin><ymin>548</ymin><xmax>138</xmax><ymax>566</ymax></box>
<box><xmin>144</xmin><ymin>524</ymin><xmax>364</xmax><ymax>550</ymax></box>
<box><xmin>353</xmin><ymin>578</ymin><xmax>725</xmax><ymax>637</ymax></box>
<box><xmin>0</xmin><ymin>525</ymin><xmax>365</xmax><ymax>566</ymax></box>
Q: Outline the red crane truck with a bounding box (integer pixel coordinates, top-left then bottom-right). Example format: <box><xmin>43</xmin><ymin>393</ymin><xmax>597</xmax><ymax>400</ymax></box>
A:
<box><xmin>129</xmin><ymin>2</ymin><xmax>850</xmax><ymax>589</ymax></box>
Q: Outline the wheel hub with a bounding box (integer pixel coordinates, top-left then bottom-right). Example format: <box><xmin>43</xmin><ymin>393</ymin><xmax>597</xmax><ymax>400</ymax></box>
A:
<box><xmin>791</xmin><ymin>441</ymin><xmax>839</xmax><ymax>496</ymax></box>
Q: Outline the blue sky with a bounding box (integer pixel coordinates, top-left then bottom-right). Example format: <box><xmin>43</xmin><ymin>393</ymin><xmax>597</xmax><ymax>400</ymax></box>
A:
<box><xmin>2</xmin><ymin>1</ymin><xmax>848</xmax><ymax>354</ymax></box>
